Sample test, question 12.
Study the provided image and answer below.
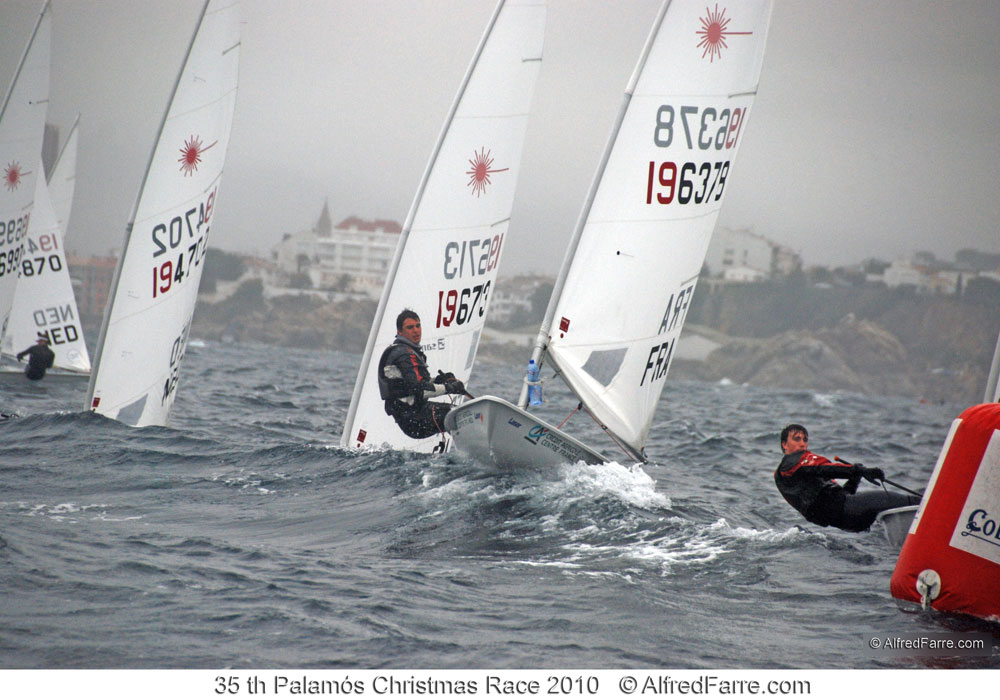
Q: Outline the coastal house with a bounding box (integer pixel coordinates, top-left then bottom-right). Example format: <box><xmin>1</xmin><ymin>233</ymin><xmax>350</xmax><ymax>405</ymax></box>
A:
<box><xmin>704</xmin><ymin>227</ymin><xmax>801</xmax><ymax>281</ymax></box>
<box><xmin>272</xmin><ymin>202</ymin><xmax>401</xmax><ymax>298</ymax></box>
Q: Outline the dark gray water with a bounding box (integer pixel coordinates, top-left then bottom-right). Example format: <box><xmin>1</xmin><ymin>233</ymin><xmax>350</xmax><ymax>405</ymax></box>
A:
<box><xmin>1</xmin><ymin>340</ymin><xmax>996</xmax><ymax>668</ymax></box>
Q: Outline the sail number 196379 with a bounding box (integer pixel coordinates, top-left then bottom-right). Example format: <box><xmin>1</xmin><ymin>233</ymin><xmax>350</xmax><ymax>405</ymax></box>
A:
<box><xmin>644</xmin><ymin>103</ymin><xmax>746</xmax><ymax>207</ymax></box>
<box><xmin>646</xmin><ymin>160</ymin><xmax>729</xmax><ymax>205</ymax></box>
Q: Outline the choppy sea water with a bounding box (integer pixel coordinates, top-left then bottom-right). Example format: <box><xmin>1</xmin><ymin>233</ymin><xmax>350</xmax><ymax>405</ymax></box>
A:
<box><xmin>1</xmin><ymin>340</ymin><xmax>997</xmax><ymax>669</ymax></box>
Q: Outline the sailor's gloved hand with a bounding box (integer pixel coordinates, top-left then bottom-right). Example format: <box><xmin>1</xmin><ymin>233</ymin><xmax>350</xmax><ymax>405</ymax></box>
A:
<box><xmin>861</xmin><ymin>466</ymin><xmax>885</xmax><ymax>484</ymax></box>
<box><xmin>444</xmin><ymin>378</ymin><xmax>465</xmax><ymax>395</ymax></box>
<box><xmin>435</xmin><ymin>370</ymin><xmax>456</xmax><ymax>382</ymax></box>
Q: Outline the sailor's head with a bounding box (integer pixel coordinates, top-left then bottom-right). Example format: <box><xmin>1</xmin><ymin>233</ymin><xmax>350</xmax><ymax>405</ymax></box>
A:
<box><xmin>396</xmin><ymin>309</ymin><xmax>422</xmax><ymax>345</ymax></box>
<box><xmin>780</xmin><ymin>423</ymin><xmax>808</xmax><ymax>454</ymax></box>
<box><xmin>35</xmin><ymin>336</ymin><xmax>50</xmax><ymax>345</ymax></box>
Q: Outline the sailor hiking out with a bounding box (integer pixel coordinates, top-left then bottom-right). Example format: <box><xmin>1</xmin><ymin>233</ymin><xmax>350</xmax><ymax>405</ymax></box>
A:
<box><xmin>378</xmin><ymin>309</ymin><xmax>465</xmax><ymax>440</ymax></box>
<box><xmin>774</xmin><ymin>423</ymin><xmax>920</xmax><ymax>532</ymax></box>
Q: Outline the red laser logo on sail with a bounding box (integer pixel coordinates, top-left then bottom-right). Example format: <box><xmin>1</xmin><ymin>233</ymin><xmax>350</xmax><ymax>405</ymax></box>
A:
<box><xmin>696</xmin><ymin>4</ymin><xmax>753</xmax><ymax>62</ymax></box>
<box><xmin>178</xmin><ymin>136</ymin><xmax>217</xmax><ymax>176</ymax></box>
<box><xmin>466</xmin><ymin>148</ymin><xmax>507</xmax><ymax>197</ymax></box>
<box><xmin>4</xmin><ymin>161</ymin><xmax>28</xmax><ymax>191</ymax></box>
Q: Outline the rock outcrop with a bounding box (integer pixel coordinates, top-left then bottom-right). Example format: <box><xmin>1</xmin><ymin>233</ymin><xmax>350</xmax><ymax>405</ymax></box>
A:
<box><xmin>674</xmin><ymin>314</ymin><xmax>984</xmax><ymax>403</ymax></box>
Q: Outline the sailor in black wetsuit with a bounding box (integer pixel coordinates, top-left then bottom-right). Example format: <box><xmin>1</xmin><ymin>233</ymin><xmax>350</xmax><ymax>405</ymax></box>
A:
<box><xmin>774</xmin><ymin>423</ymin><xmax>921</xmax><ymax>532</ymax></box>
<box><xmin>16</xmin><ymin>337</ymin><xmax>55</xmax><ymax>381</ymax></box>
<box><xmin>378</xmin><ymin>309</ymin><xmax>466</xmax><ymax>440</ymax></box>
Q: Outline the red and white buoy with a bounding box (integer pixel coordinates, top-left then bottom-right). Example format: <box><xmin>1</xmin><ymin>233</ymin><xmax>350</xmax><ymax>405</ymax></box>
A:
<box><xmin>890</xmin><ymin>403</ymin><xmax>1000</xmax><ymax>621</ymax></box>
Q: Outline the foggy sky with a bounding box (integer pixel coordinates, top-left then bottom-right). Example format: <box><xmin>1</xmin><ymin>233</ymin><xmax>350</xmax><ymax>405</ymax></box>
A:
<box><xmin>2</xmin><ymin>0</ymin><xmax>998</xmax><ymax>274</ymax></box>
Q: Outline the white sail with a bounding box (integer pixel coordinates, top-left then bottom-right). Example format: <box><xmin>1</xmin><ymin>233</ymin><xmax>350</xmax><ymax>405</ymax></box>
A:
<box><xmin>86</xmin><ymin>0</ymin><xmax>240</xmax><ymax>426</ymax></box>
<box><xmin>534</xmin><ymin>0</ymin><xmax>773</xmax><ymax>458</ymax></box>
<box><xmin>1</xmin><ymin>156</ymin><xmax>90</xmax><ymax>373</ymax></box>
<box><xmin>0</xmin><ymin>0</ymin><xmax>51</xmax><ymax>351</ymax></box>
<box><xmin>341</xmin><ymin>0</ymin><xmax>546</xmax><ymax>451</ymax></box>
<box><xmin>48</xmin><ymin>113</ymin><xmax>78</xmax><ymax>242</ymax></box>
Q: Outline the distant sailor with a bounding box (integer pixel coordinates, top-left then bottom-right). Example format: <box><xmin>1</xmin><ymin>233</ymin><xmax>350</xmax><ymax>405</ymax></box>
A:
<box><xmin>378</xmin><ymin>309</ymin><xmax>466</xmax><ymax>439</ymax></box>
<box><xmin>16</xmin><ymin>337</ymin><xmax>55</xmax><ymax>381</ymax></box>
<box><xmin>774</xmin><ymin>423</ymin><xmax>921</xmax><ymax>532</ymax></box>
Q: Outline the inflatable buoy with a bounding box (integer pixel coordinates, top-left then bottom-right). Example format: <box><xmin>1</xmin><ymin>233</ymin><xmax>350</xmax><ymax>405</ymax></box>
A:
<box><xmin>890</xmin><ymin>403</ymin><xmax>1000</xmax><ymax>621</ymax></box>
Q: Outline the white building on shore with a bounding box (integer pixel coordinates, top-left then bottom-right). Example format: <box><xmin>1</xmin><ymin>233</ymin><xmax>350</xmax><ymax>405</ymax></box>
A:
<box><xmin>704</xmin><ymin>227</ymin><xmax>801</xmax><ymax>281</ymax></box>
<box><xmin>272</xmin><ymin>202</ymin><xmax>401</xmax><ymax>298</ymax></box>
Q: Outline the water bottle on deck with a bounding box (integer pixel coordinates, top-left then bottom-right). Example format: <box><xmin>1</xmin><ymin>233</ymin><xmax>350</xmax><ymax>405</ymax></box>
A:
<box><xmin>526</xmin><ymin>359</ymin><xmax>542</xmax><ymax>406</ymax></box>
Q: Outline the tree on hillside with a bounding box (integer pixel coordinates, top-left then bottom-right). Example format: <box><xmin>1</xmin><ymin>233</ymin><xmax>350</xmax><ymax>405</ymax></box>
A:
<box><xmin>530</xmin><ymin>281</ymin><xmax>553</xmax><ymax>318</ymax></box>
<box><xmin>226</xmin><ymin>279</ymin><xmax>265</xmax><ymax>314</ymax></box>
<box><xmin>200</xmin><ymin>248</ymin><xmax>247</xmax><ymax>294</ymax></box>
<box><xmin>289</xmin><ymin>272</ymin><xmax>313</xmax><ymax>289</ymax></box>
<box><xmin>205</xmin><ymin>248</ymin><xmax>245</xmax><ymax>280</ymax></box>
<box><xmin>964</xmin><ymin>276</ymin><xmax>1000</xmax><ymax>306</ymax></box>
<box><xmin>296</xmin><ymin>253</ymin><xmax>311</xmax><ymax>274</ymax></box>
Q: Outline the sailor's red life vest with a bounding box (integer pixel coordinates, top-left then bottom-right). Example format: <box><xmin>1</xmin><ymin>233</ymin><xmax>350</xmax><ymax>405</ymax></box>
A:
<box><xmin>779</xmin><ymin>451</ymin><xmax>836</xmax><ymax>475</ymax></box>
<box><xmin>890</xmin><ymin>403</ymin><xmax>1000</xmax><ymax>621</ymax></box>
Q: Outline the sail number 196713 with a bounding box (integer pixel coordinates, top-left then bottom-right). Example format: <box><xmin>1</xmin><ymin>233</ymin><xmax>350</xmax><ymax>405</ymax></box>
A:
<box><xmin>151</xmin><ymin>188</ymin><xmax>215</xmax><ymax>298</ymax></box>
<box><xmin>435</xmin><ymin>233</ymin><xmax>504</xmax><ymax>328</ymax></box>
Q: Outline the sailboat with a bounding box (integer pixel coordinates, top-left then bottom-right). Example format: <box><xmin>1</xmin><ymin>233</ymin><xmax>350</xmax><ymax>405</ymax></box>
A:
<box><xmin>446</xmin><ymin>0</ymin><xmax>774</xmax><ymax>469</ymax></box>
<box><xmin>86</xmin><ymin>0</ymin><xmax>240</xmax><ymax>426</ymax></box>
<box><xmin>2</xmin><ymin>116</ymin><xmax>90</xmax><ymax>377</ymax></box>
<box><xmin>0</xmin><ymin>0</ymin><xmax>51</xmax><ymax>355</ymax></box>
<box><xmin>341</xmin><ymin>0</ymin><xmax>546</xmax><ymax>452</ymax></box>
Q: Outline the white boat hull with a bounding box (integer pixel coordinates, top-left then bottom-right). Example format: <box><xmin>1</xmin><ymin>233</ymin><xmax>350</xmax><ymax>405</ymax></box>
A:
<box><xmin>444</xmin><ymin>396</ymin><xmax>606</xmax><ymax>471</ymax></box>
<box><xmin>0</xmin><ymin>365</ymin><xmax>89</xmax><ymax>383</ymax></box>
<box><xmin>876</xmin><ymin>505</ymin><xmax>918</xmax><ymax>550</ymax></box>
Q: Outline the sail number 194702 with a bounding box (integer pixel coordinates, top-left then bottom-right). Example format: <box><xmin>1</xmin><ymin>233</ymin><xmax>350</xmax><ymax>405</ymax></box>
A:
<box><xmin>151</xmin><ymin>188</ymin><xmax>215</xmax><ymax>298</ymax></box>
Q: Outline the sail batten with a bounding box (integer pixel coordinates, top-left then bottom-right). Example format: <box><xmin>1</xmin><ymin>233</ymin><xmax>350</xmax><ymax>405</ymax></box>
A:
<box><xmin>341</xmin><ymin>0</ymin><xmax>546</xmax><ymax>452</ymax></box>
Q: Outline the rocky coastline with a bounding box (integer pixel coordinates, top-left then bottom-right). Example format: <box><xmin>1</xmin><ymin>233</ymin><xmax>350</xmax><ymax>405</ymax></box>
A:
<box><xmin>175</xmin><ymin>278</ymin><xmax>999</xmax><ymax>407</ymax></box>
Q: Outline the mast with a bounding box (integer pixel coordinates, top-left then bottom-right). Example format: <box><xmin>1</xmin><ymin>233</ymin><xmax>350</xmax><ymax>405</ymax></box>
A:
<box><xmin>86</xmin><ymin>0</ymin><xmax>211</xmax><ymax>407</ymax></box>
<box><xmin>0</xmin><ymin>0</ymin><xmax>50</xmax><ymax>125</ymax></box>
<box><xmin>985</xmin><ymin>327</ymin><xmax>1000</xmax><ymax>403</ymax></box>
<box><xmin>517</xmin><ymin>0</ymin><xmax>673</xmax><ymax>411</ymax></box>
<box><xmin>341</xmin><ymin>0</ymin><xmax>508</xmax><ymax>443</ymax></box>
